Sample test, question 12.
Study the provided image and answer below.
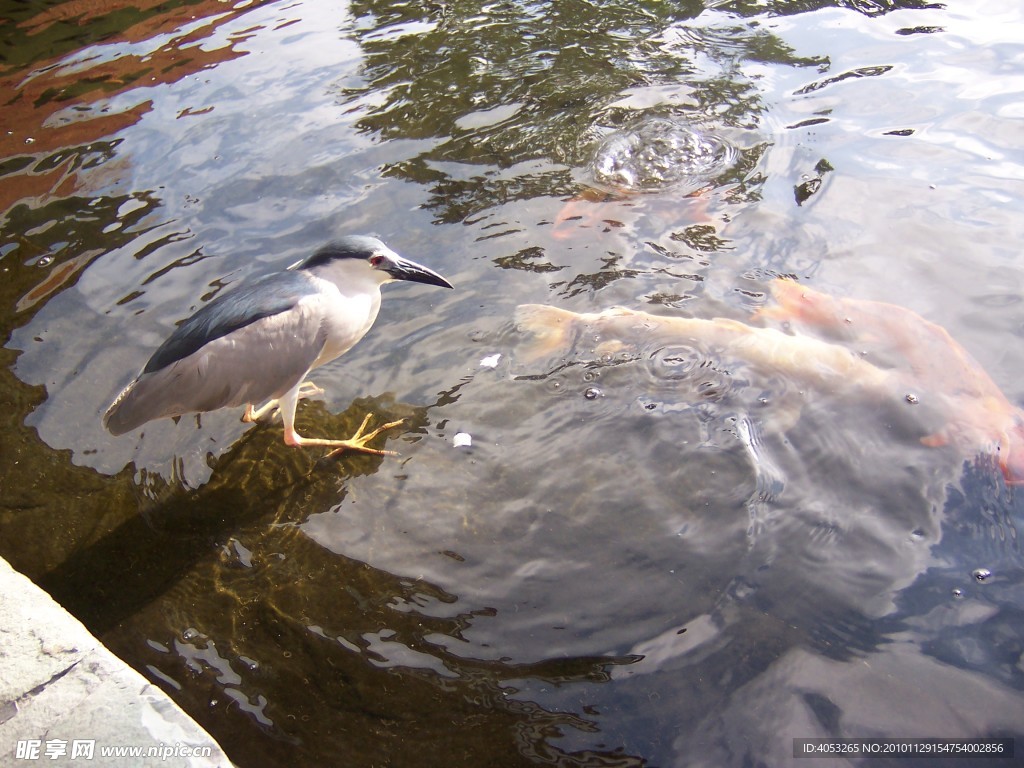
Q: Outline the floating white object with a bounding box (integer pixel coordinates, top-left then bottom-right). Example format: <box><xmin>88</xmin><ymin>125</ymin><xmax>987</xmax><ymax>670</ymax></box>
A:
<box><xmin>453</xmin><ymin>432</ymin><xmax>472</xmax><ymax>448</ymax></box>
<box><xmin>479</xmin><ymin>353</ymin><xmax>501</xmax><ymax>368</ymax></box>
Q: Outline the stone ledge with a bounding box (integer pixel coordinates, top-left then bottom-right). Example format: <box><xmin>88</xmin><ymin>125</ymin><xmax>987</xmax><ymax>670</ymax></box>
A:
<box><xmin>0</xmin><ymin>556</ymin><xmax>232</xmax><ymax>767</ymax></box>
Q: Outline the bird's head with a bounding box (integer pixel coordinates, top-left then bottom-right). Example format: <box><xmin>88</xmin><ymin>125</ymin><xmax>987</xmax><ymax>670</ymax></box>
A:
<box><xmin>296</xmin><ymin>236</ymin><xmax>453</xmax><ymax>289</ymax></box>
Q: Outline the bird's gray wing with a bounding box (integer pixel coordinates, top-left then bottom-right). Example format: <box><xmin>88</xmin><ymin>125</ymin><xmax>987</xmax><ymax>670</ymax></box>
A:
<box><xmin>143</xmin><ymin>270</ymin><xmax>315</xmax><ymax>373</ymax></box>
<box><xmin>105</xmin><ymin>278</ymin><xmax>329</xmax><ymax>435</ymax></box>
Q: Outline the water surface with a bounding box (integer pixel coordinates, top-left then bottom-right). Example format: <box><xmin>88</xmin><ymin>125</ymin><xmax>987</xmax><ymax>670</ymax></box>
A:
<box><xmin>2</xmin><ymin>0</ymin><xmax>1023</xmax><ymax>765</ymax></box>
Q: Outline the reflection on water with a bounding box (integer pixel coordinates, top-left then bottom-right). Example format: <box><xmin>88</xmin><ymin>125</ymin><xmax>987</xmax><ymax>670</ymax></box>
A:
<box><xmin>2</xmin><ymin>0</ymin><xmax>1024</xmax><ymax>765</ymax></box>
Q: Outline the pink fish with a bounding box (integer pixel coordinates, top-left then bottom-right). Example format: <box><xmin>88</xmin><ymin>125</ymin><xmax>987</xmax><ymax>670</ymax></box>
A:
<box><xmin>757</xmin><ymin>279</ymin><xmax>1024</xmax><ymax>485</ymax></box>
<box><xmin>549</xmin><ymin>188</ymin><xmax>712</xmax><ymax>241</ymax></box>
<box><xmin>550</xmin><ymin>188</ymin><xmax>633</xmax><ymax>241</ymax></box>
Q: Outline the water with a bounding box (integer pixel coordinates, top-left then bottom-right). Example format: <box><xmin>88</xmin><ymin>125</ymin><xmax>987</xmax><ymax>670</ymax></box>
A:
<box><xmin>590</xmin><ymin>117</ymin><xmax>737</xmax><ymax>193</ymax></box>
<box><xmin>2</xmin><ymin>0</ymin><xmax>1024</xmax><ymax>765</ymax></box>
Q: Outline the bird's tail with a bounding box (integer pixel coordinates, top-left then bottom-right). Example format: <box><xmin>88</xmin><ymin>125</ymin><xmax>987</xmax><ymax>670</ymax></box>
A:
<box><xmin>514</xmin><ymin>304</ymin><xmax>578</xmax><ymax>362</ymax></box>
<box><xmin>103</xmin><ymin>379</ymin><xmax>144</xmax><ymax>436</ymax></box>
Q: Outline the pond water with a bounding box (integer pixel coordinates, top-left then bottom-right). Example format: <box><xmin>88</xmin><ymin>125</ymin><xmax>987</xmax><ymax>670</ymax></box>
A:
<box><xmin>2</xmin><ymin>0</ymin><xmax>1024</xmax><ymax>765</ymax></box>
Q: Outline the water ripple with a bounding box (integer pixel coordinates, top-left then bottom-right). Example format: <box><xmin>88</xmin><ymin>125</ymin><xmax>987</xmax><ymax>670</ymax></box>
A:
<box><xmin>589</xmin><ymin>117</ymin><xmax>737</xmax><ymax>194</ymax></box>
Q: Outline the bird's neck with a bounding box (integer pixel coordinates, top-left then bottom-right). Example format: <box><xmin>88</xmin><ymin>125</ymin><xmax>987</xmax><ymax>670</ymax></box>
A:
<box><xmin>304</xmin><ymin>270</ymin><xmax>384</xmax><ymax>367</ymax></box>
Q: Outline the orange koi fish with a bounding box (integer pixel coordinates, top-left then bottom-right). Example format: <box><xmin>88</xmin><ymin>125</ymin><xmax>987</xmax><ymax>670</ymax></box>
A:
<box><xmin>550</xmin><ymin>188</ymin><xmax>632</xmax><ymax>240</ymax></box>
<box><xmin>549</xmin><ymin>188</ymin><xmax>712</xmax><ymax>241</ymax></box>
<box><xmin>757</xmin><ymin>279</ymin><xmax>1024</xmax><ymax>485</ymax></box>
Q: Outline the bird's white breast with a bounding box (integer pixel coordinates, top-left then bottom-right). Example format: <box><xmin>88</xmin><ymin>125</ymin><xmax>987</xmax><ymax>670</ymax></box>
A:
<box><xmin>304</xmin><ymin>272</ymin><xmax>383</xmax><ymax>368</ymax></box>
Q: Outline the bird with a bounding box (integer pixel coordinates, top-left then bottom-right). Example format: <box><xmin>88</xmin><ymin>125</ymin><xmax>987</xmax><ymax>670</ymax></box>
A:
<box><xmin>104</xmin><ymin>235</ymin><xmax>453</xmax><ymax>457</ymax></box>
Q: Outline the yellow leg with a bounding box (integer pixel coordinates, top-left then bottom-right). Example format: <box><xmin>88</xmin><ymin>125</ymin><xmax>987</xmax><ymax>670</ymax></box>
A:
<box><xmin>242</xmin><ymin>399</ymin><xmax>278</xmax><ymax>423</ymax></box>
<box><xmin>284</xmin><ymin>414</ymin><xmax>406</xmax><ymax>458</ymax></box>
<box><xmin>242</xmin><ymin>381</ymin><xmax>324</xmax><ymax>423</ymax></box>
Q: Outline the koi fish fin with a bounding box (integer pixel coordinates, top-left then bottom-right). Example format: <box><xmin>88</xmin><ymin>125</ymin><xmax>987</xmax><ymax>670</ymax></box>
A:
<box><xmin>923</xmin><ymin>415</ymin><xmax>1024</xmax><ymax>486</ymax></box>
<box><xmin>998</xmin><ymin>416</ymin><xmax>1024</xmax><ymax>485</ymax></box>
<box><xmin>920</xmin><ymin>432</ymin><xmax>949</xmax><ymax>448</ymax></box>
<box><xmin>753</xmin><ymin>304</ymin><xmax>793</xmax><ymax>324</ymax></box>
<box><xmin>750</xmin><ymin>391</ymin><xmax>804</xmax><ymax>437</ymax></box>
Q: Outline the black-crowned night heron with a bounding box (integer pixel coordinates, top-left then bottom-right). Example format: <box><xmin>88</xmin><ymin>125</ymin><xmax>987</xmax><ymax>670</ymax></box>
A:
<box><xmin>104</xmin><ymin>236</ymin><xmax>452</xmax><ymax>456</ymax></box>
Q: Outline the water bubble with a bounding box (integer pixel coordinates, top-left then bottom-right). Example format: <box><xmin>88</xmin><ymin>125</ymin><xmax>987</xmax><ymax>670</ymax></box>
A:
<box><xmin>583</xmin><ymin>387</ymin><xmax>603</xmax><ymax>400</ymax></box>
<box><xmin>972</xmin><ymin>567</ymin><xmax>993</xmax><ymax>583</ymax></box>
<box><xmin>905</xmin><ymin>393</ymin><xmax>919</xmax><ymax>404</ymax></box>
<box><xmin>590</xmin><ymin>117</ymin><xmax>736</xmax><ymax>194</ymax></box>
<box><xmin>952</xmin><ymin>587</ymin><xmax>963</xmax><ymax>598</ymax></box>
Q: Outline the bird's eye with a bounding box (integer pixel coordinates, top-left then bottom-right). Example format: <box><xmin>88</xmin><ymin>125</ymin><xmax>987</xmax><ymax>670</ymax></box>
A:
<box><xmin>370</xmin><ymin>254</ymin><xmax>384</xmax><ymax>268</ymax></box>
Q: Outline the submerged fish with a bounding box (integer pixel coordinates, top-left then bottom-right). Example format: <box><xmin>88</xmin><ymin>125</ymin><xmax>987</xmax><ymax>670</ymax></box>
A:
<box><xmin>551</xmin><ymin>119</ymin><xmax>732</xmax><ymax>241</ymax></box>
<box><xmin>515</xmin><ymin>304</ymin><xmax>898</xmax><ymax>400</ymax></box>
<box><xmin>550</xmin><ymin>187</ymin><xmax>634</xmax><ymax>240</ymax></box>
<box><xmin>516</xmin><ymin>294</ymin><xmax>1024</xmax><ymax>485</ymax></box>
<box><xmin>550</xmin><ymin>188</ymin><xmax>712</xmax><ymax>242</ymax></box>
<box><xmin>757</xmin><ymin>279</ymin><xmax>1024</xmax><ymax>485</ymax></box>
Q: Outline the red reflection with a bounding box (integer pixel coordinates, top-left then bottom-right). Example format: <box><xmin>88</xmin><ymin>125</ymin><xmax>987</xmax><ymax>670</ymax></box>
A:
<box><xmin>0</xmin><ymin>0</ymin><xmax>271</xmax><ymax>217</ymax></box>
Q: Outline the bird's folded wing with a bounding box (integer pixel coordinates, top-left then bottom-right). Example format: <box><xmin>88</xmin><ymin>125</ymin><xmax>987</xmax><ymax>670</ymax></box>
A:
<box><xmin>105</xmin><ymin>292</ymin><xmax>327</xmax><ymax>434</ymax></box>
<box><xmin>144</xmin><ymin>271</ymin><xmax>316</xmax><ymax>374</ymax></box>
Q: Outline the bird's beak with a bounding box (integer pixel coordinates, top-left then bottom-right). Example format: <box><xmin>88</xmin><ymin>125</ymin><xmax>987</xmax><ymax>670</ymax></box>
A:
<box><xmin>380</xmin><ymin>252</ymin><xmax>453</xmax><ymax>289</ymax></box>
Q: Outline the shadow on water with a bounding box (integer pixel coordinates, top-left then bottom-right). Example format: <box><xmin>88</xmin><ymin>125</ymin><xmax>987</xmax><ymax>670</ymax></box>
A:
<box><xmin>7</xmin><ymin>380</ymin><xmax>648</xmax><ymax>766</ymax></box>
<box><xmin>896</xmin><ymin>460</ymin><xmax>1024</xmax><ymax>690</ymax></box>
<box><xmin>35</xmin><ymin>397</ymin><xmax>416</xmax><ymax>634</ymax></box>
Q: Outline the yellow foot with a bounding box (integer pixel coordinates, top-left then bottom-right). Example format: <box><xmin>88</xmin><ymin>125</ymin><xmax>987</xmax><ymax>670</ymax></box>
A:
<box><xmin>322</xmin><ymin>414</ymin><xmax>406</xmax><ymax>459</ymax></box>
